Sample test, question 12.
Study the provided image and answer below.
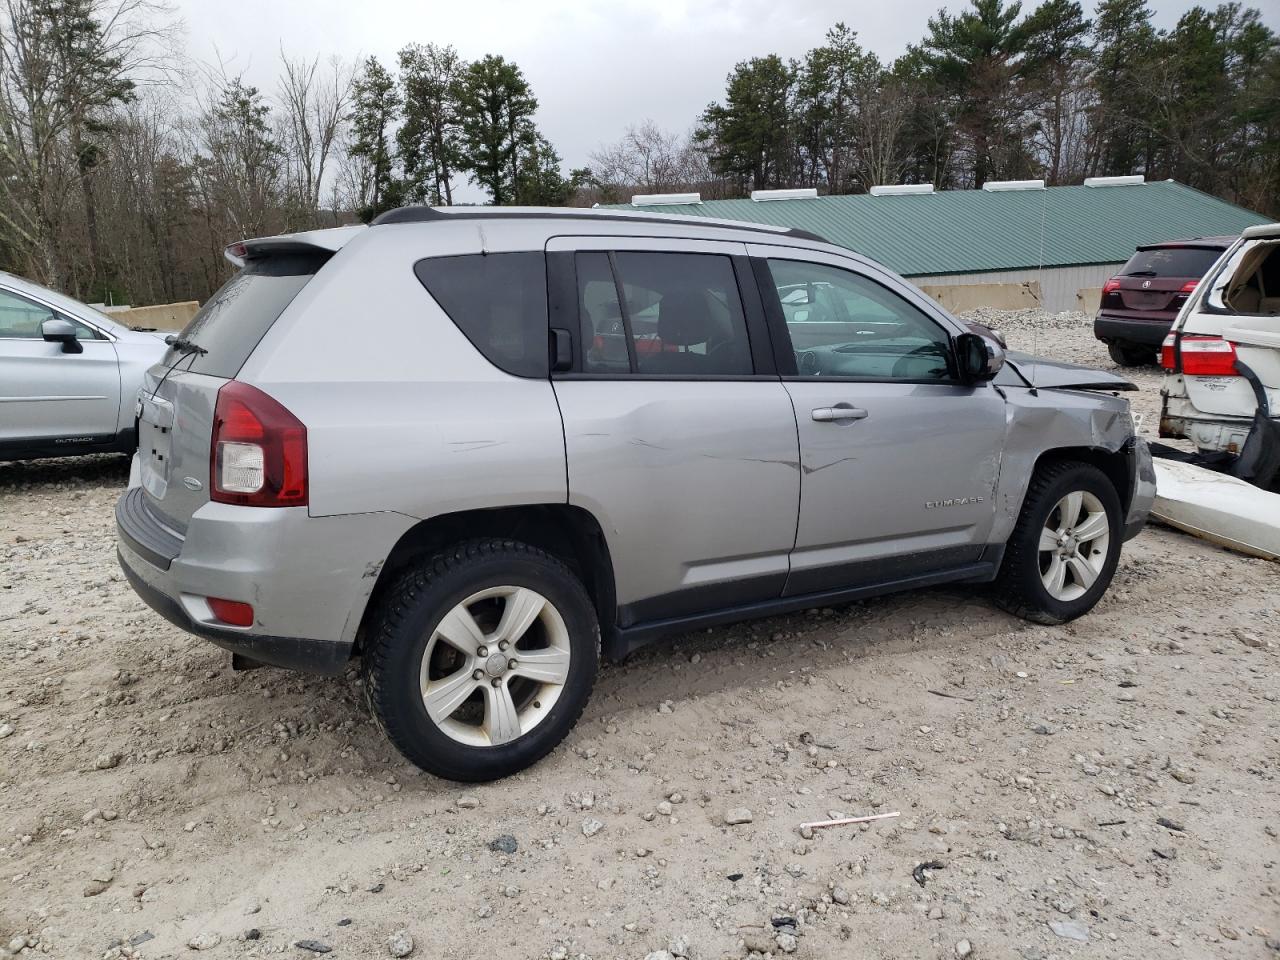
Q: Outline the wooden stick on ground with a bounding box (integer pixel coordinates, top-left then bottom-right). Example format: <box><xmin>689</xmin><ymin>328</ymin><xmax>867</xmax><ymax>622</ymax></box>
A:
<box><xmin>800</xmin><ymin>811</ymin><xmax>900</xmax><ymax>831</ymax></box>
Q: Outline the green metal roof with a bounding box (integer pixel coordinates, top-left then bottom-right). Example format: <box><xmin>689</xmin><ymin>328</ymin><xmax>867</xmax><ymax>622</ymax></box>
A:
<box><xmin>606</xmin><ymin>181</ymin><xmax>1270</xmax><ymax>277</ymax></box>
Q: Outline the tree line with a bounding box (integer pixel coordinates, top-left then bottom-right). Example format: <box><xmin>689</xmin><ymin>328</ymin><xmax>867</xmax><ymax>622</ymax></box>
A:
<box><xmin>592</xmin><ymin>0</ymin><xmax>1278</xmax><ymax>214</ymax></box>
<box><xmin>0</xmin><ymin>0</ymin><xmax>1276</xmax><ymax>309</ymax></box>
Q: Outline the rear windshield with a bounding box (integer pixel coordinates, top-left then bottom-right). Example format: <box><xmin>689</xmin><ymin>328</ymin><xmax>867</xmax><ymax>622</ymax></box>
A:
<box><xmin>166</xmin><ymin>253</ymin><xmax>327</xmax><ymax>378</ymax></box>
<box><xmin>1121</xmin><ymin>247</ymin><xmax>1221</xmax><ymax>278</ymax></box>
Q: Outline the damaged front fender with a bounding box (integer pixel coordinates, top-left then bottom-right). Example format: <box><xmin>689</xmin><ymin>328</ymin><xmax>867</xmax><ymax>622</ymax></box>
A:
<box><xmin>991</xmin><ymin>385</ymin><xmax>1149</xmax><ymax>543</ymax></box>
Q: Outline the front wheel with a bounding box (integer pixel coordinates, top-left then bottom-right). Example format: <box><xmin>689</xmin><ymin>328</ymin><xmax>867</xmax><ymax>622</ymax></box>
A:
<box><xmin>992</xmin><ymin>461</ymin><xmax>1123</xmax><ymax>624</ymax></box>
<box><xmin>364</xmin><ymin>539</ymin><xmax>599</xmax><ymax>781</ymax></box>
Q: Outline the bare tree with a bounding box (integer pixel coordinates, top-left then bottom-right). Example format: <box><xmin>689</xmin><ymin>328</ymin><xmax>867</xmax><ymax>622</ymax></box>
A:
<box><xmin>278</xmin><ymin>50</ymin><xmax>354</xmax><ymax>223</ymax></box>
<box><xmin>0</xmin><ymin>0</ymin><xmax>177</xmax><ymax>292</ymax></box>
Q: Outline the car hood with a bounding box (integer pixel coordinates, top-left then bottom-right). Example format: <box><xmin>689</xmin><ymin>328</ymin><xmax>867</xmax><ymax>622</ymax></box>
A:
<box><xmin>1004</xmin><ymin>351</ymin><xmax>1137</xmax><ymax>392</ymax></box>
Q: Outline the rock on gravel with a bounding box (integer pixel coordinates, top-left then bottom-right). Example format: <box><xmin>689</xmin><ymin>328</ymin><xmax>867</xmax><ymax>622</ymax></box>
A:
<box><xmin>1048</xmin><ymin>919</ymin><xmax>1089</xmax><ymax>942</ymax></box>
<box><xmin>186</xmin><ymin>932</ymin><xmax>222</xmax><ymax>950</ymax></box>
<box><xmin>724</xmin><ymin>808</ymin><xmax>753</xmax><ymax>825</ymax></box>
<box><xmin>582</xmin><ymin>817</ymin><xmax>604</xmax><ymax>837</ymax></box>
<box><xmin>387</xmin><ymin>929</ymin><xmax>414</xmax><ymax>957</ymax></box>
<box><xmin>488</xmin><ymin>833</ymin><xmax>518</xmax><ymax>854</ymax></box>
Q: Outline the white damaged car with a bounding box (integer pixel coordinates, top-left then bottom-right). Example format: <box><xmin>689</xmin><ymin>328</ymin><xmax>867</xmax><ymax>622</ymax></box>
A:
<box><xmin>1160</xmin><ymin>222</ymin><xmax>1280</xmax><ymax>489</ymax></box>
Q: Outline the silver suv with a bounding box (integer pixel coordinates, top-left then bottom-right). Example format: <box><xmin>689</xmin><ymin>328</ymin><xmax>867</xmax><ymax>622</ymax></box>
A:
<box><xmin>116</xmin><ymin>207</ymin><xmax>1155</xmax><ymax>781</ymax></box>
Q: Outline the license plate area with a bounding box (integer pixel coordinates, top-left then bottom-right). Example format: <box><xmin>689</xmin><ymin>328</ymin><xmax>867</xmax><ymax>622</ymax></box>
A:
<box><xmin>137</xmin><ymin>393</ymin><xmax>175</xmax><ymax>499</ymax></box>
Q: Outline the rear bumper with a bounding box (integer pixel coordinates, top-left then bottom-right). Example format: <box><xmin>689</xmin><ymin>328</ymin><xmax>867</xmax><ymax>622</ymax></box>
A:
<box><xmin>118</xmin><ymin>548</ymin><xmax>350</xmax><ymax>673</ymax></box>
<box><xmin>1124</xmin><ymin>437</ymin><xmax>1157</xmax><ymax>541</ymax></box>
<box><xmin>115</xmin><ymin>480</ymin><xmax>415</xmax><ymax>675</ymax></box>
<box><xmin>1094</xmin><ymin>313</ymin><xmax>1172</xmax><ymax>347</ymax></box>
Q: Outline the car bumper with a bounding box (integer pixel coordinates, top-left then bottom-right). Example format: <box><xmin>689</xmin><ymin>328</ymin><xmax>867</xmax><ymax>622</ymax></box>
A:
<box><xmin>115</xmin><ymin>484</ymin><xmax>413</xmax><ymax>675</ymax></box>
<box><xmin>1094</xmin><ymin>313</ymin><xmax>1172</xmax><ymax>347</ymax></box>
<box><xmin>1124</xmin><ymin>437</ymin><xmax>1157</xmax><ymax>541</ymax></box>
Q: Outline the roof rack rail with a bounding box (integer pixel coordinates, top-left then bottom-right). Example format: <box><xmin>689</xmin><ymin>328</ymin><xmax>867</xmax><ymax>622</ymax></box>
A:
<box><xmin>368</xmin><ymin>205</ymin><xmax>828</xmax><ymax>244</ymax></box>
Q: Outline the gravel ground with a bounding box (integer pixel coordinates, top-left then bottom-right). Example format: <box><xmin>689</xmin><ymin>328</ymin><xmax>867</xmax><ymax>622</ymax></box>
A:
<box><xmin>1</xmin><ymin>312</ymin><xmax>1278</xmax><ymax>960</ymax></box>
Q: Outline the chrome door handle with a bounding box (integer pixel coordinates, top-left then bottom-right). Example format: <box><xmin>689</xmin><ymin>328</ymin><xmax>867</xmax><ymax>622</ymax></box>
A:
<box><xmin>811</xmin><ymin>405</ymin><xmax>868</xmax><ymax>422</ymax></box>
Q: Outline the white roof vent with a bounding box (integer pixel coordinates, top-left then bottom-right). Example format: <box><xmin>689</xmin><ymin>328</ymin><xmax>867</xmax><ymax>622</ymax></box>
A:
<box><xmin>1084</xmin><ymin>175</ymin><xmax>1144</xmax><ymax>188</ymax></box>
<box><xmin>868</xmin><ymin>183</ymin><xmax>934</xmax><ymax>196</ymax></box>
<box><xmin>631</xmin><ymin>192</ymin><xmax>701</xmax><ymax>206</ymax></box>
<box><xmin>983</xmin><ymin>179</ymin><xmax>1045</xmax><ymax>192</ymax></box>
<box><xmin>750</xmin><ymin>188</ymin><xmax>818</xmax><ymax>202</ymax></box>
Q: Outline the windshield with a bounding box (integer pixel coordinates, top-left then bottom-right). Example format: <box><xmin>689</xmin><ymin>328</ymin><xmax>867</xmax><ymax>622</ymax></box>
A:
<box><xmin>1121</xmin><ymin>247</ymin><xmax>1222</xmax><ymax>278</ymax></box>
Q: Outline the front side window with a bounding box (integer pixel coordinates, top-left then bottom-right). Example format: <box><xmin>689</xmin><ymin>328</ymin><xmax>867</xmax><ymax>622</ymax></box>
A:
<box><xmin>766</xmin><ymin>259</ymin><xmax>954</xmax><ymax>380</ymax></box>
<box><xmin>415</xmin><ymin>252</ymin><xmax>549</xmax><ymax>377</ymax></box>
<box><xmin>577</xmin><ymin>251</ymin><xmax>753</xmax><ymax>376</ymax></box>
<box><xmin>0</xmin><ymin>289</ymin><xmax>101</xmax><ymax>340</ymax></box>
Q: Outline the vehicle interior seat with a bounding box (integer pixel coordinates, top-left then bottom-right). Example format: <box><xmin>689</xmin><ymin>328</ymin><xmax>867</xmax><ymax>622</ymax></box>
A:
<box><xmin>645</xmin><ymin>290</ymin><xmax>741</xmax><ymax>374</ymax></box>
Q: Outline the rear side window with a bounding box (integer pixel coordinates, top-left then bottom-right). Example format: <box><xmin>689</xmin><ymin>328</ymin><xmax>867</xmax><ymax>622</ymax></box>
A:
<box><xmin>1122</xmin><ymin>247</ymin><xmax>1221</xmax><ymax>278</ymax></box>
<box><xmin>414</xmin><ymin>252</ymin><xmax>549</xmax><ymax>378</ymax></box>
<box><xmin>173</xmin><ymin>253</ymin><xmax>326</xmax><ymax>378</ymax></box>
<box><xmin>576</xmin><ymin>251</ymin><xmax>754</xmax><ymax>377</ymax></box>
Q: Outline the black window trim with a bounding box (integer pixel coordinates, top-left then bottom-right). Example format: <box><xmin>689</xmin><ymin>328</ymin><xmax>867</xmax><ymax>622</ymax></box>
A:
<box><xmin>548</xmin><ymin>247</ymin><xmax>776</xmax><ymax>382</ymax></box>
<box><xmin>752</xmin><ymin>254</ymin><xmax>967</xmax><ymax>386</ymax></box>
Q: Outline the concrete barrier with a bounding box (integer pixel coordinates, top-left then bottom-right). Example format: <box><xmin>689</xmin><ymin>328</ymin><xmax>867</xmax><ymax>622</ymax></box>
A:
<box><xmin>917</xmin><ymin>281</ymin><xmax>1041</xmax><ymax>313</ymax></box>
<box><xmin>114</xmin><ymin>300</ymin><xmax>200</xmax><ymax>331</ymax></box>
<box><xmin>1076</xmin><ymin>287</ymin><xmax>1102</xmax><ymax>313</ymax></box>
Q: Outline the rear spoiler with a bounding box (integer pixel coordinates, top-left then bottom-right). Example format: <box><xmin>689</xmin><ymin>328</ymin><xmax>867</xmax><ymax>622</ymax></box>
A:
<box><xmin>224</xmin><ymin>225</ymin><xmax>365</xmax><ymax>267</ymax></box>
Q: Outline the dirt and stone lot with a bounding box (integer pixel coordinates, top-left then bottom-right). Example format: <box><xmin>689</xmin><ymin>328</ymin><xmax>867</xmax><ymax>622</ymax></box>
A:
<box><xmin>1</xmin><ymin>311</ymin><xmax>1277</xmax><ymax>960</ymax></box>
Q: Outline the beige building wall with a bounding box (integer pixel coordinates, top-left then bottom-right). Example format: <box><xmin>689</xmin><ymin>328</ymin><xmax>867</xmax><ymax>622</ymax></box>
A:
<box><xmin>908</xmin><ymin>263</ymin><xmax>1124</xmax><ymax>313</ymax></box>
<box><xmin>112</xmin><ymin>301</ymin><xmax>200</xmax><ymax>331</ymax></box>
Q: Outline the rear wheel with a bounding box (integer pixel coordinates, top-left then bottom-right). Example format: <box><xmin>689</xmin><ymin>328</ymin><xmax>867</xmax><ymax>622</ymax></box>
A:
<box><xmin>365</xmin><ymin>539</ymin><xmax>599</xmax><ymax>781</ymax></box>
<box><xmin>992</xmin><ymin>461</ymin><xmax>1123</xmax><ymax>624</ymax></box>
<box><xmin>1107</xmin><ymin>342</ymin><xmax>1155</xmax><ymax>367</ymax></box>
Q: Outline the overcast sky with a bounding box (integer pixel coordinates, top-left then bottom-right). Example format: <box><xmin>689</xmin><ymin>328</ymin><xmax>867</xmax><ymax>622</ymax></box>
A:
<box><xmin>180</xmin><ymin>0</ymin><xmax>1279</xmax><ymax>202</ymax></box>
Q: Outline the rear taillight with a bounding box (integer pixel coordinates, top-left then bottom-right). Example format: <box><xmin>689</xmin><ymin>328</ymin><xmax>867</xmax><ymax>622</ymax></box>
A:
<box><xmin>1180</xmin><ymin>279</ymin><xmax>1198</xmax><ymax>294</ymax></box>
<box><xmin>1160</xmin><ymin>333</ymin><xmax>1177</xmax><ymax>370</ymax></box>
<box><xmin>1103</xmin><ymin>278</ymin><xmax>1121</xmax><ymax>295</ymax></box>
<box><xmin>210</xmin><ymin>381</ymin><xmax>308</xmax><ymax>507</ymax></box>
<box><xmin>1179</xmin><ymin>336</ymin><xmax>1239</xmax><ymax>376</ymax></box>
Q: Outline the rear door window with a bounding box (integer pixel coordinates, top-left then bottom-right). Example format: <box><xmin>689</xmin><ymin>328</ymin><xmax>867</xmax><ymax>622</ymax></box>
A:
<box><xmin>173</xmin><ymin>252</ymin><xmax>327</xmax><ymax>378</ymax></box>
<box><xmin>414</xmin><ymin>252</ymin><xmax>549</xmax><ymax>378</ymax></box>
<box><xmin>576</xmin><ymin>251</ymin><xmax>754</xmax><ymax>377</ymax></box>
<box><xmin>1122</xmin><ymin>247</ymin><xmax>1222</xmax><ymax>278</ymax></box>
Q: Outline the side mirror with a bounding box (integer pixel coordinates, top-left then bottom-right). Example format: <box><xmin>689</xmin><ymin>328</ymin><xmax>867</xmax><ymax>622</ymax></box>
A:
<box><xmin>41</xmin><ymin>317</ymin><xmax>83</xmax><ymax>354</ymax></box>
<box><xmin>955</xmin><ymin>331</ymin><xmax>1004</xmax><ymax>383</ymax></box>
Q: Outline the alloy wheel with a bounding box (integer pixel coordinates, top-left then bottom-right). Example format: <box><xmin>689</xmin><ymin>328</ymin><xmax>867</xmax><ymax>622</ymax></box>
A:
<box><xmin>418</xmin><ymin>586</ymin><xmax>572</xmax><ymax>747</ymax></box>
<box><xmin>1037</xmin><ymin>490</ymin><xmax>1111</xmax><ymax>602</ymax></box>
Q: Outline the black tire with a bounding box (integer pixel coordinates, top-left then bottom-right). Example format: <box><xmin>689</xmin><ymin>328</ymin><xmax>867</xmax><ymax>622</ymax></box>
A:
<box><xmin>364</xmin><ymin>539</ymin><xmax>599</xmax><ymax>782</ymax></box>
<box><xmin>1107</xmin><ymin>342</ymin><xmax>1155</xmax><ymax>367</ymax></box>
<box><xmin>992</xmin><ymin>460</ymin><xmax>1123</xmax><ymax>625</ymax></box>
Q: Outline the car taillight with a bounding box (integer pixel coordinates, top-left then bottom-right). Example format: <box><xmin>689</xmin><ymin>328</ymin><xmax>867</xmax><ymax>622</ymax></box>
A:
<box><xmin>210</xmin><ymin>381</ymin><xmax>308</xmax><ymax>506</ymax></box>
<box><xmin>207</xmin><ymin>597</ymin><xmax>254</xmax><ymax>627</ymax></box>
<box><xmin>1160</xmin><ymin>333</ymin><xmax>1177</xmax><ymax>370</ymax></box>
<box><xmin>1179</xmin><ymin>336</ymin><xmax>1238</xmax><ymax>376</ymax></box>
<box><xmin>1180</xmin><ymin>279</ymin><xmax>1198</xmax><ymax>294</ymax></box>
<box><xmin>1103</xmin><ymin>278</ymin><xmax>1121</xmax><ymax>295</ymax></box>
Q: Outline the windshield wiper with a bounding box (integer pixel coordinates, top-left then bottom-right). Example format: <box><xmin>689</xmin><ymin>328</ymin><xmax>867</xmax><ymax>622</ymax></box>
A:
<box><xmin>1123</xmin><ymin>270</ymin><xmax>1158</xmax><ymax>277</ymax></box>
<box><xmin>163</xmin><ymin>334</ymin><xmax>208</xmax><ymax>356</ymax></box>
